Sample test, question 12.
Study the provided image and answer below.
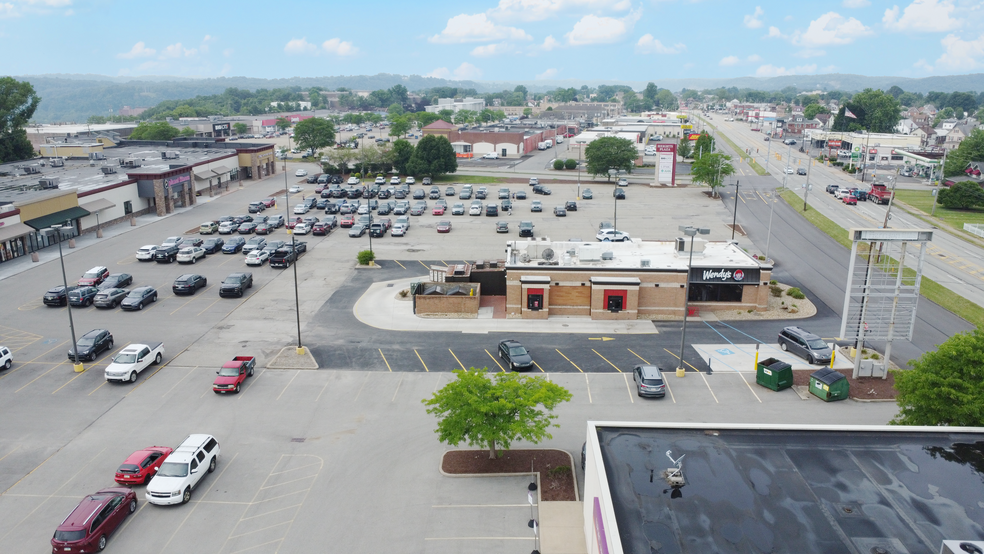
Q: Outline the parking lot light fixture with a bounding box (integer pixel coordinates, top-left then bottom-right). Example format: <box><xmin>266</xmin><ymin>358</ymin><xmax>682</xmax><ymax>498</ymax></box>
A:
<box><xmin>47</xmin><ymin>224</ymin><xmax>83</xmax><ymax>373</ymax></box>
<box><xmin>676</xmin><ymin>225</ymin><xmax>710</xmax><ymax>378</ymax></box>
<box><xmin>283</xmin><ymin>152</ymin><xmax>304</xmax><ymax>355</ymax></box>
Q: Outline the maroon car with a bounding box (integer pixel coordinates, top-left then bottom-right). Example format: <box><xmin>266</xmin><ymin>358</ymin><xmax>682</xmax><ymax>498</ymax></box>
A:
<box><xmin>114</xmin><ymin>446</ymin><xmax>174</xmax><ymax>485</ymax></box>
<box><xmin>78</xmin><ymin>266</ymin><xmax>110</xmax><ymax>287</ymax></box>
<box><xmin>312</xmin><ymin>222</ymin><xmax>329</xmax><ymax>236</ymax></box>
<box><xmin>51</xmin><ymin>487</ymin><xmax>137</xmax><ymax>553</ymax></box>
<box><xmin>260</xmin><ymin>197</ymin><xmax>276</xmax><ymax>208</ymax></box>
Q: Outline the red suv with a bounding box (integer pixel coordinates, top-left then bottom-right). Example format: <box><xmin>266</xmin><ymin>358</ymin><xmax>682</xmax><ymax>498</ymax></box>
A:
<box><xmin>51</xmin><ymin>487</ymin><xmax>137</xmax><ymax>553</ymax></box>
<box><xmin>114</xmin><ymin>446</ymin><xmax>174</xmax><ymax>485</ymax></box>
<box><xmin>78</xmin><ymin>266</ymin><xmax>110</xmax><ymax>286</ymax></box>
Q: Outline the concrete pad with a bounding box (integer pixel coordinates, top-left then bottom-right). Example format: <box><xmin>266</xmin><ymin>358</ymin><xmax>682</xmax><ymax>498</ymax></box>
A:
<box><xmin>540</xmin><ymin>501</ymin><xmax>588</xmax><ymax>554</ymax></box>
<box><xmin>267</xmin><ymin>346</ymin><xmax>319</xmax><ymax>369</ymax></box>
<box><xmin>692</xmin><ymin>343</ymin><xmax>854</xmax><ymax>373</ymax></box>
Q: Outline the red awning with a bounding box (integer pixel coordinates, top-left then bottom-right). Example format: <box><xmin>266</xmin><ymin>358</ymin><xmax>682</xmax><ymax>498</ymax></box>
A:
<box><xmin>974</xmin><ymin>169</ymin><xmax>981</xmax><ymax>176</ymax></box>
<box><xmin>965</xmin><ymin>167</ymin><xmax>973</xmax><ymax>173</ymax></box>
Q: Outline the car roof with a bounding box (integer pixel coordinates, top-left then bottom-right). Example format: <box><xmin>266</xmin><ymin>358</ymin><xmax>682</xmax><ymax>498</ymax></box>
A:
<box><xmin>81</xmin><ymin>329</ymin><xmax>106</xmax><ymax>338</ymax></box>
<box><xmin>635</xmin><ymin>365</ymin><xmax>664</xmax><ymax>378</ymax></box>
<box><xmin>123</xmin><ymin>446</ymin><xmax>172</xmax><ymax>464</ymax></box>
<box><xmin>60</xmin><ymin>489</ymin><xmax>129</xmax><ymax>527</ymax></box>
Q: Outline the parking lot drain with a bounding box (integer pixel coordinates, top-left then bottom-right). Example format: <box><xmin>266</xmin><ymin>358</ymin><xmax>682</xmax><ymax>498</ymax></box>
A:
<box><xmin>291</xmin><ymin>438</ymin><xmax>306</xmax><ymax>443</ymax></box>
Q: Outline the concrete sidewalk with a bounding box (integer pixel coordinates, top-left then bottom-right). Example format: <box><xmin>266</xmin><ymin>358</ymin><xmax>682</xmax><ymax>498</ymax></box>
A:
<box><xmin>354</xmin><ymin>277</ymin><xmax>660</xmax><ymax>334</ymax></box>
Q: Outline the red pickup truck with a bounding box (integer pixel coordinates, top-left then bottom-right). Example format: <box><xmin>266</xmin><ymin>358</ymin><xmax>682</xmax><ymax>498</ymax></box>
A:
<box><xmin>213</xmin><ymin>356</ymin><xmax>256</xmax><ymax>394</ymax></box>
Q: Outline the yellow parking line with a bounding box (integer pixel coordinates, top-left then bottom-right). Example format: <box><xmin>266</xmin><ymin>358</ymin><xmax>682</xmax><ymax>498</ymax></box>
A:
<box><xmin>622</xmin><ymin>373</ymin><xmax>634</xmax><ymax>403</ymax></box>
<box><xmin>663</xmin><ymin>348</ymin><xmax>717</xmax><ymax>403</ymax></box>
<box><xmin>627</xmin><ymin>348</ymin><xmax>649</xmax><ymax>363</ymax></box>
<box><xmin>88</xmin><ymin>380</ymin><xmax>109</xmax><ymax>396</ymax></box>
<box><xmin>484</xmin><ymin>349</ymin><xmax>505</xmax><ymax>372</ymax></box>
<box><xmin>448</xmin><ymin>349</ymin><xmax>467</xmax><ymax>371</ymax></box>
<box><xmin>555</xmin><ymin>349</ymin><xmax>583</xmax><ymax>373</ymax></box>
<box><xmin>197</xmin><ymin>298</ymin><xmax>222</xmax><ymax>316</ymax></box>
<box><xmin>591</xmin><ymin>349</ymin><xmax>622</xmax><ymax>372</ymax></box>
<box><xmin>393</xmin><ymin>260</ymin><xmax>407</xmax><ymax>270</ymax></box>
<box><xmin>414</xmin><ymin>349</ymin><xmax>429</xmax><ymax>372</ymax></box>
<box><xmin>170</xmin><ymin>286</ymin><xmax>214</xmax><ymax>315</ymax></box>
<box><xmin>16</xmin><ymin>361</ymin><xmax>66</xmax><ymax>393</ymax></box>
<box><xmin>417</xmin><ymin>260</ymin><xmax>429</xmax><ymax>269</ymax></box>
<box><xmin>54</xmin><ymin>343</ymin><xmax>128</xmax><ymax>394</ymax></box>
<box><xmin>379</xmin><ymin>349</ymin><xmax>392</xmax><ymax>372</ymax></box>
<box><xmin>532</xmin><ymin>361</ymin><xmax>545</xmax><ymax>373</ymax></box>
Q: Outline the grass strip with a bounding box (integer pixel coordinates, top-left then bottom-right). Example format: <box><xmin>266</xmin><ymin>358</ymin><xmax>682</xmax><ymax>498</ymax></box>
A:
<box><xmin>778</xmin><ymin>189</ymin><xmax>984</xmax><ymax>327</ymax></box>
<box><xmin>715</xmin><ymin>129</ymin><xmax>769</xmax><ymax>176</ymax></box>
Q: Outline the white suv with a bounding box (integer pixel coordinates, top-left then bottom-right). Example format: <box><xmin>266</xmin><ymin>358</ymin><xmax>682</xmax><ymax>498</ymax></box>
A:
<box><xmin>146</xmin><ymin>434</ymin><xmax>220</xmax><ymax>505</ymax></box>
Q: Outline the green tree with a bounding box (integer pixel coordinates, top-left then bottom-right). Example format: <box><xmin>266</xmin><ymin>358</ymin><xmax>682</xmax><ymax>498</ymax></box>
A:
<box><xmin>406</xmin><ymin>135</ymin><xmax>457</xmax><ymax>177</ymax></box>
<box><xmin>803</xmin><ymin>103</ymin><xmax>831</xmax><ymax>120</ymax></box>
<box><xmin>642</xmin><ymin>82</ymin><xmax>659</xmax><ymax>106</ymax></box>
<box><xmin>553</xmin><ymin>159</ymin><xmax>565</xmax><ymax>170</ymax></box>
<box><xmin>275</xmin><ymin>117</ymin><xmax>291</xmax><ymax>132</ymax></box>
<box><xmin>886</xmin><ymin>85</ymin><xmax>904</xmax><ymax>99</ymax></box>
<box><xmin>454</xmin><ymin>110</ymin><xmax>475</xmax><ymax>125</ymax></box>
<box><xmin>584</xmin><ymin>136</ymin><xmax>637</xmax><ymax>181</ymax></box>
<box><xmin>513</xmin><ymin>85</ymin><xmax>528</xmax><ymax>98</ymax></box>
<box><xmin>387</xmin><ymin>103</ymin><xmax>404</xmax><ymax>117</ymax></box>
<box><xmin>423</xmin><ymin>369</ymin><xmax>572</xmax><ymax>459</ymax></box>
<box><xmin>388</xmin><ymin>116</ymin><xmax>411</xmax><ymax>138</ymax></box>
<box><xmin>943</xmin><ymin>129</ymin><xmax>984</xmax><ymax>177</ymax></box>
<box><xmin>936</xmin><ymin>181</ymin><xmax>984</xmax><ymax>209</ymax></box>
<box><xmin>0</xmin><ymin>77</ymin><xmax>40</xmax><ymax>163</ymax></box>
<box><xmin>232</xmin><ymin>122</ymin><xmax>248</xmax><ymax>135</ymax></box>
<box><xmin>693</xmin><ymin>132</ymin><xmax>714</xmax><ymax>159</ymax></box>
<box><xmin>892</xmin><ymin>326</ymin><xmax>984</xmax><ymax>427</ymax></box>
<box><xmin>522</xmin><ymin>107</ymin><xmax>532</xmax><ymax>118</ymax></box>
<box><xmin>437</xmin><ymin>109</ymin><xmax>455</xmax><ymax>123</ymax></box>
<box><xmin>655</xmin><ymin>89</ymin><xmax>678</xmax><ymax>111</ymax></box>
<box><xmin>129</xmin><ymin>121</ymin><xmax>180</xmax><ymax>140</ymax></box>
<box><xmin>691</xmin><ymin>152</ymin><xmax>735</xmax><ymax>197</ymax></box>
<box><xmin>179</xmin><ymin>127</ymin><xmax>196</xmax><ymax>137</ymax></box>
<box><xmin>413</xmin><ymin>111</ymin><xmax>441</xmax><ymax>128</ymax></box>
<box><xmin>933</xmin><ymin>107</ymin><xmax>956</xmax><ymax>127</ymax></box>
<box><xmin>677</xmin><ymin>139</ymin><xmax>693</xmax><ymax>159</ymax></box>
<box><xmin>831</xmin><ymin>88</ymin><xmax>902</xmax><ymax>133</ymax></box>
<box><xmin>391</xmin><ymin>139</ymin><xmax>415</xmax><ymax>175</ymax></box>
<box><xmin>293</xmin><ymin>118</ymin><xmax>336</xmax><ymax>155</ymax></box>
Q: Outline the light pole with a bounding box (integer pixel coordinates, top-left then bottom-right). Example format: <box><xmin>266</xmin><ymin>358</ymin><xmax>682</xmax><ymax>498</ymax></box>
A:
<box><xmin>781</xmin><ymin>141</ymin><xmax>793</xmax><ymax>189</ymax></box>
<box><xmin>676</xmin><ymin>225</ymin><xmax>710</xmax><ymax>378</ymax></box>
<box><xmin>47</xmin><ymin>225</ymin><xmax>83</xmax><ymax>373</ymax></box>
<box><xmin>729</xmin><ymin>180</ymin><xmax>740</xmax><ymax>240</ymax></box>
<box><xmin>283</xmin><ymin>153</ymin><xmax>304</xmax><ymax>355</ymax></box>
<box><xmin>765</xmin><ymin>188</ymin><xmax>777</xmax><ymax>261</ymax></box>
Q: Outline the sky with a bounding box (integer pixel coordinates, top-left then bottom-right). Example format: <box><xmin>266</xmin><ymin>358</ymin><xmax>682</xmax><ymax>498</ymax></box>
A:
<box><xmin>2</xmin><ymin>0</ymin><xmax>983</xmax><ymax>83</ymax></box>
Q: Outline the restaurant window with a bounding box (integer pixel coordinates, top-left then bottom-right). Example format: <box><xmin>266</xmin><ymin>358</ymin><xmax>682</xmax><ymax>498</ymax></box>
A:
<box><xmin>688</xmin><ymin>283</ymin><xmax>744</xmax><ymax>302</ymax></box>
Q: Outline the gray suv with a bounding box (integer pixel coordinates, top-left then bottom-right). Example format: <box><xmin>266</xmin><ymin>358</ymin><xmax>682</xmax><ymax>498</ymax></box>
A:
<box><xmin>777</xmin><ymin>326</ymin><xmax>832</xmax><ymax>365</ymax></box>
<box><xmin>632</xmin><ymin>365</ymin><xmax>666</xmax><ymax>398</ymax></box>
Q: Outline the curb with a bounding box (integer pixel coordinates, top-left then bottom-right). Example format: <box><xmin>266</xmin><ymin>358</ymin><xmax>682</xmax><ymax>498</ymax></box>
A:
<box><xmin>439</xmin><ymin>448</ymin><xmax>580</xmax><ymax>502</ymax></box>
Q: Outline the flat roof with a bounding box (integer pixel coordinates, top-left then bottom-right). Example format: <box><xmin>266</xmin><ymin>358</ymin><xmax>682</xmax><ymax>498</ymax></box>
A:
<box><xmin>505</xmin><ymin>239</ymin><xmax>765</xmax><ymax>272</ymax></box>
<box><xmin>26</xmin><ymin>123</ymin><xmax>138</xmax><ymax>135</ymax></box>
<box><xmin>596</xmin><ymin>424</ymin><xmax>984</xmax><ymax>554</ymax></box>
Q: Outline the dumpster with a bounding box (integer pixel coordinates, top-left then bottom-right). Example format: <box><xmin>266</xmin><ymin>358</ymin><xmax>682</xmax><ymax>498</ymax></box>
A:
<box><xmin>809</xmin><ymin>368</ymin><xmax>849</xmax><ymax>402</ymax></box>
<box><xmin>756</xmin><ymin>357</ymin><xmax>793</xmax><ymax>391</ymax></box>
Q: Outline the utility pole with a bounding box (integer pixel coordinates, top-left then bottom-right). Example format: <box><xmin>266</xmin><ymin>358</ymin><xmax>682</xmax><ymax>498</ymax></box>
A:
<box><xmin>803</xmin><ymin>147</ymin><xmax>813</xmax><ymax>211</ymax></box>
<box><xmin>931</xmin><ymin>147</ymin><xmax>947</xmax><ymax>217</ymax></box>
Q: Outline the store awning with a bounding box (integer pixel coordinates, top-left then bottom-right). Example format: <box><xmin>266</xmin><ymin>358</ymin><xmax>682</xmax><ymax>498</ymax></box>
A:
<box><xmin>79</xmin><ymin>198</ymin><xmax>116</xmax><ymax>212</ymax></box>
<box><xmin>0</xmin><ymin>222</ymin><xmax>34</xmax><ymax>242</ymax></box>
<box><xmin>24</xmin><ymin>206</ymin><xmax>90</xmax><ymax>230</ymax></box>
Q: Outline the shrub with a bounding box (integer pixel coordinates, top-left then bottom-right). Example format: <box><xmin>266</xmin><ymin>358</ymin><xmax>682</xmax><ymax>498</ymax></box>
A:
<box><xmin>769</xmin><ymin>279</ymin><xmax>777</xmax><ymax>285</ymax></box>
<box><xmin>354</xmin><ymin>172</ymin><xmax>362</xmax><ymax>179</ymax></box>
<box><xmin>399</xmin><ymin>289</ymin><xmax>409</xmax><ymax>298</ymax></box>
<box><xmin>770</xmin><ymin>285</ymin><xmax>783</xmax><ymax>297</ymax></box>
<box><xmin>871</xmin><ymin>353</ymin><xmax>880</xmax><ymax>360</ymax></box>
<box><xmin>357</xmin><ymin>250</ymin><xmax>375</xmax><ymax>266</ymax></box>
<box><xmin>758</xmin><ymin>255</ymin><xmax>766</xmax><ymax>261</ymax></box>
<box><xmin>786</xmin><ymin>287</ymin><xmax>805</xmax><ymax>299</ymax></box>
<box><xmin>553</xmin><ymin>159</ymin><xmax>565</xmax><ymax>170</ymax></box>
<box><xmin>547</xmin><ymin>465</ymin><xmax>571</xmax><ymax>479</ymax></box>
<box><xmin>564</xmin><ymin>158</ymin><xmax>577</xmax><ymax>170</ymax></box>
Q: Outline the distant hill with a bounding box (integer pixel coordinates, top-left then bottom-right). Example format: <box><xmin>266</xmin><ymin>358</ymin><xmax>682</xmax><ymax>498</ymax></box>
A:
<box><xmin>17</xmin><ymin>72</ymin><xmax>984</xmax><ymax>123</ymax></box>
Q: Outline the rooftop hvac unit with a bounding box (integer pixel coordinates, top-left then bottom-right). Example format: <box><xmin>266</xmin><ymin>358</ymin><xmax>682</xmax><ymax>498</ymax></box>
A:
<box><xmin>101</xmin><ymin>166</ymin><xmax>117</xmax><ymax>175</ymax></box>
<box><xmin>88</xmin><ymin>152</ymin><xmax>106</xmax><ymax>160</ymax></box>
<box><xmin>49</xmin><ymin>158</ymin><xmax>64</xmax><ymax>167</ymax></box>
<box><xmin>39</xmin><ymin>178</ymin><xmax>60</xmax><ymax>190</ymax></box>
<box><xmin>122</xmin><ymin>159</ymin><xmax>141</xmax><ymax>168</ymax></box>
<box><xmin>601</xmin><ymin>251</ymin><xmax>614</xmax><ymax>260</ymax></box>
<box><xmin>161</xmin><ymin>151</ymin><xmax>180</xmax><ymax>159</ymax></box>
<box><xmin>640</xmin><ymin>259</ymin><xmax>651</xmax><ymax>267</ymax></box>
<box><xmin>941</xmin><ymin>541</ymin><xmax>984</xmax><ymax>554</ymax></box>
<box><xmin>21</xmin><ymin>166</ymin><xmax>40</xmax><ymax>175</ymax></box>
<box><xmin>489</xmin><ymin>260</ymin><xmax>497</xmax><ymax>268</ymax></box>
<box><xmin>676</xmin><ymin>237</ymin><xmax>686</xmax><ymax>252</ymax></box>
<box><xmin>580</xmin><ymin>244</ymin><xmax>601</xmax><ymax>261</ymax></box>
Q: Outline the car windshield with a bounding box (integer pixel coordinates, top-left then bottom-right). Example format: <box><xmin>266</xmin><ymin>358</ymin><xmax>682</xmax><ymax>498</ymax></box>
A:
<box><xmin>157</xmin><ymin>462</ymin><xmax>188</xmax><ymax>477</ymax></box>
<box><xmin>218</xmin><ymin>366</ymin><xmax>241</xmax><ymax>377</ymax></box>
<box><xmin>77</xmin><ymin>338</ymin><xmax>94</xmax><ymax>346</ymax></box>
<box><xmin>509</xmin><ymin>346</ymin><xmax>528</xmax><ymax>356</ymax></box>
<box><xmin>127</xmin><ymin>291</ymin><xmax>143</xmax><ymax>298</ymax></box>
<box><xmin>114</xmin><ymin>353</ymin><xmax>137</xmax><ymax>364</ymax></box>
<box><xmin>53</xmin><ymin>529</ymin><xmax>85</xmax><ymax>542</ymax></box>
<box><xmin>807</xmin><ymin>338</ymin><xmax>828</xmax><ymax>349</ymax></box>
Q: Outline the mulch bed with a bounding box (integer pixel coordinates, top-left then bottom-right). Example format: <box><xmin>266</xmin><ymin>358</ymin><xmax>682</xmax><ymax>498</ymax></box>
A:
<box><xmin>792</xmin><ymin>369</ymin><xmax>897</xmax><ymax>400</ymax></box>
<box><xmin>442</xmin><ymin>449</ymin><xmax>577</xmax><ymax>501</ymax></box>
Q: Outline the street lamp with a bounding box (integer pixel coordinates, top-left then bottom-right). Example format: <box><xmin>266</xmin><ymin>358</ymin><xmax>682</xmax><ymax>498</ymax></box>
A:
<box><xmin>676</xmin><ymin>225</ymin><xmax>710</xmax><ymax>378</ymax></box>
<box><xmin>282</xmin><ymin>154</ymin><xmax>304</xmax><ymax>356</ymax></box>
<box><xmin>46</xmin><ymin>224</ymin><xmax>83</xmax><ymax>373</ymax></box>
<box><xmin>729</xmin><ymin>180</ymin><xmax>740</xmax><ymax>240</ymax></box>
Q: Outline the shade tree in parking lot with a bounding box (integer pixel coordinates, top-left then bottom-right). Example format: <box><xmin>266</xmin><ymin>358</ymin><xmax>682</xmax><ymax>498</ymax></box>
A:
<box><xmin>391</xmin><ymin>139</ymin><xmax>414</xmax><ymax>175</ymax></box>
<box><xmin>584</xmin><ymin>136</ymin><xmax>637</xmax><ymax>181</ymax></box>
<box><xmin>293</xmin><ymin>117</ymin><xmax>336</xmax><ymax>156</ymax></box>
<box><xmin>677</xmin><ymin>139</ymin><xmax>693</xmax><ymax>160</ymax></box>
<box><xmin>406</xmin><ymin>135</ymin><xmax>457</xmax><ymax>178</ymax></box>
<box><xmin>423</xmin><ymin>370</ymin><xmax>572</xmax><ymax>459</ymax></box>
<box><xmin>691</xmin><ymin>152</ymin><xmax>734</xmax><ymax>197</ymax></box>
<box><xmin>388</xmin><ymin>116</ymin><xmax>411</xmax><ymax>138</ymax></box>
<box><xmin>891</xmin><ymin>326</ymin><xmax>984</xmax><ymax>427</ymax></box>
<box><xmin>692</xmin><ymin>131</ymin><xmax>713</xmax><ymax>160</ymax></box>
<box><xmin>275</xmin><ymin>117</ymin><xmax>291</xmax><ymax>132</ymax></box>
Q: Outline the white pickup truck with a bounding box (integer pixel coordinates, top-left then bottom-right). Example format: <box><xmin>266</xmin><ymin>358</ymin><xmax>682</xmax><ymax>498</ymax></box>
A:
<box><xmin>105</xmin><ymin>343</ymin><xmax>164</xmax><ymax>383</ymax></box>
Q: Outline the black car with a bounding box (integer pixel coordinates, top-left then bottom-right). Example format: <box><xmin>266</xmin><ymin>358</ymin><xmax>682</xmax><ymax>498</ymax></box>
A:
<box><xmin>154</xmin><ymin>245</ymin><xmax>179</xmax><ymax>263</ymax></box>
<box><xmin>68</xmin><ymin>329</ymin><xmax>113</xmax><ymax>362</ymax></box>
<box><xmin>68</xmin><ymin>286</ymin><xmax>99</xmax><ymax>307</ymax></box>
<box><xmin>172</xmin><ymin>274</ymin><xmax>207</xmax><ymax>295</ymax></box>
<box><xmin>93</xmin><ymin>288</ymin><xmax>129</xmax><ymax>309</ymax></box>
<box><xmin>518</xmin><ymin>221</ymin><xmax>534</xmax><ymax>237</ymax></box>
<box><xmin>202</xmin><ymin>237</ymin><xmax>225</xmax><ymax>254</ymax></box>
<box><xmin>796</xmin><ymin>168</ymin><xmax>807</xmax><ymax>176</ymax></box>
<box><xmin>412</xmin><ymin>189</ymin><xmax>426</xmax><ymax>200</ymax></box>
<box><xmin>99</xmin><ymin>273</ymin><xmax>133</xmax><ymax>290</ymax></box>
<box><xmin>377</xmin><ymin>189</ymin><xmax>392</xmax><ymax>200</ymax></box>
<box><xmin>498</xmin><ymin>339</ymin><xmax>533</xmax><ymax>371</ymax></box>
<box><xmin>43</xmin><ymin>285</ymin><xmax>75</xmax><ymax>306</ymax></box>
<box><xmin>238</xmin><ymin>222</ymin><xmax>257</xmax><ymax>234</ymax></box>
<box><xmin>222</xmin><ymin>236</ymin><xmax>246</xmax><ymax>253</ymax></box>
<box><xmin>219</xmin><ymin>273</ymin><xmax>253</xmax><ymax>298</ymax></box>
<box><xmin>445</xmin><ymin>187</ymin><xmax>456</xmax><ymax>196</ymax></box>
<box><xmin>486</xmin><ymin>204</ymin><xmax>498</xmax><ymax>217</ymax></box>
<box><xmin>475</xmin><ymin>188</ymin><xmax>488</xmax><ymax>200</ymax></box>
<box><xmin>553</xmin><ymin>206</ymin><xmax>567</xmax><ymax>217</ymax></box>
<box><xmin>120</xmin><ymin>287</ymin><xmax>158</xmax><ymax>311</ymax></box>
<box><xmin>565</xmin><ymin>201</ymin><xmax>578</xmax><ymax>212</ymax></box>
<box><xmin>613</xmin><ymin>188</ymin><xmax>626</xmax><ymax>199</ymax></box>
<box><xmin>377</xmin><ymin>203</ymin><xmax>392</xmax><ymax>216</ymax></box>
<box><xmin>515</xmin><ymin>190</ymin><xmax>527</xmax><ymax>200</ymax></box>
<box><xmin>500</xmin><ymin>199</ymin><xmax>512</xmax><ymax>212</ymax></box>
<box><xmin>532</xmin><ymin>185</ymin><xmax>552</xmax><ymax>195</ymax></box>
<box><xmin>255</xmin><ymin>223</ymin><xmax>273</xmax><ymax>235</ymax></box>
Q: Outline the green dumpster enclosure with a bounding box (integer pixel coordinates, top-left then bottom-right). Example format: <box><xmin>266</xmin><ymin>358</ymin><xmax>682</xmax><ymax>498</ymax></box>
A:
<box><xmin>809</xmin><ymin>368</ymin><xmax>848</xmax><ymax>402</ymax></box>
<box><xmin>756</xmin><ymin>357</ymin><xmax>793</xmax><ymax>391</ymax></box>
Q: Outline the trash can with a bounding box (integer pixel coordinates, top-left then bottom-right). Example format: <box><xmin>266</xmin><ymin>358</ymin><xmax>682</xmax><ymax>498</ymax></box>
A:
<box><xmin>756</xmin><ymin>357</ymin><xmax>793</xmax><ymax>391</ymax></box>
<box><xmin>809</xmin><ymin>368</ymin><xmax>849</xmax><ymax>402</ymax></box>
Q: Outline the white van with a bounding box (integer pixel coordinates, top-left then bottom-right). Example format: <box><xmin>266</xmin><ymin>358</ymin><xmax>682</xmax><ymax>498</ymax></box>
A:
<box><xmin>544</xmin><ymin>139</ymin><xmax>553</xmax><ymax>148</ymax></box>
<box><xmin>537</xmin><ymin>142</ymin><xmax>547</xmax><ymax>150</ymax></box>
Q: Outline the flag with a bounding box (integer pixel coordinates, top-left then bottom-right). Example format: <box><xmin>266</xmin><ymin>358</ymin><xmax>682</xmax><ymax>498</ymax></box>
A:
<box><xmin>844</xmin><ymin>108</ymin><xmax>857</xmax><ymax>119</ymax></box>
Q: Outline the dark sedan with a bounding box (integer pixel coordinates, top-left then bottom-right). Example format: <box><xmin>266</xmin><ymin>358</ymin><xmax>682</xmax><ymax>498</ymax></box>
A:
<box><xmin>43</xmin><ymin>285</ymin><xmax>75</xmax><ymax>306</ymax></box>
<box><xmin>97</xmin><ymin>273</ymin><xmax>132</xmax><ymax>291</ymax></box>
<box><xmin>93</xmin><ymin>288</ymin><xmax>129</xmax><ymax>309</ymax></box>
<box><xmin>498</xmin><ymin>339</ymin><xmax>533</xmax><ymax>371</ymax></box>
<box><xmin>238</xmin><ymin>222</ymin><xmax>257</xmax><ymax>234</ymax></box>
<box><xmin>613</xmin><ymin>188</ymin><xmax>626</xmax><ymax>199</ymax></box>
<box><xmin>222</xmin><ymin>237</ymin><xmax>246</xmax><ymax>253</ymax></box>
<box><xmin>255</xmin><ymin>223</ymin><xmax>274</xmax><ymax>235</ymax></box>
<box><xmin>120</xmin><ymin>287</ymin><xmax>158</xmax><ymax>311</ymax></box>
<box><xmin>68</xmin><ymin>286</ymin><xmax>99</xmax><ymax>307</ymax></box>
<box><xmin>172</xmin><ymin>274</ymin><xmax>207</xmax><ymax>295</ymax></box>
<box><xmin>219</xmin><ymin>273</ymin><xmax>253</xmax><ymax>298</ymax></box>
<box><xmin>68</xmin><ymin>329</ymin><xmax>113</xmax><ymax>361</ymax></box>
<box><xmin>202</xmin><ymin>237</ymin><xmax>224</xmax><ymax>254</ymax></box>
<box><xmin>515</xmin><ymin>190</ymin><xmax>527</xmax><ymax>200</ymax></box>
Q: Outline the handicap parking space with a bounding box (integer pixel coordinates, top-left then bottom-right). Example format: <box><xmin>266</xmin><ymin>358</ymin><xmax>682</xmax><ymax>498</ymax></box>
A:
<box><xmin>692</xmin><ymin>343</ymin><xmax>854</xmax><ymax>372</ymax></box>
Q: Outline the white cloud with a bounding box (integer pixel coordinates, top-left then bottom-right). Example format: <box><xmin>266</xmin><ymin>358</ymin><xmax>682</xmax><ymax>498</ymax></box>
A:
<box><xmin>635</xmin><ymin>34</ymin><xmax>685</xmax><ymax>54</ymax></box>
<box><xmin>883</xmin><ymin>0</ymin><xmax>960</xmax><ymax>32</ymax></box>
<box><xmin>0</xmin><ymin>0</ymin><xmax>72</xmax><ymax>17</ymax></box>
<box><xmin>794</xmin><ymin>48</ymin><xmax>826</xmax><ymax>58</ymax></box>
<box><xmin>766</xmin><ymin>26</ymin><xmax>786</xmax><ymax>39</ymax></box>
<box><xmin>430</xmin><ymin>13</ymin><xmax>531</xmax><ymax>43</ymax></box>
<box><xmin>798</xmin><ymin>12</ymin><xmax>872</xmax><ymax>46</ymax></box>
<box><xmin>159</xmin><ymin>42</ymin><xmax>196</xmax><ymax>58</ymax></box>
<box><xmin>541</xmin><ymin>35</ymin><xmax>560</xmax><ymax>51</ymax></box>
<box><xmin>223</xmin><ymin>48</ymin><xmax>234</xmax><ymax>57</ymax></box>
<box><xmin>914</xmin><ymin>58</ymin><xmax>934</xmax><ymax>71</ymax></box>
<box><xmin>489</xmin><ymin>0</ymin><xmax>630</xmax><ymax>22</ymax></box>
<box><xmin>322</xmin><ymin>38</ymin><xmax>357</xmax><ymax>56</ymax></box>
<box><xmin>426</xmin><ymin>62</ymin><xmax>484</xmax><ymax>80</ymax></box>
<box><xmin>565</xmin><ymin>9</ymin><xmax>641</xmax><ymax>45</ymax></box>
<box><xmin>744</xmin><ymin>6</ymin><xmax>764</xmax><ymax>29</ymax></box>
<box><xmin>719</xmin><ymin>54</ymin><xmax>760</xmax><ymax>66</ymax></box>
<box><xmin>471</xmin><ymin>42</ymin><xmax>508</xmax><ymax>56</ymax></box>
<box><xmin>755</xmin><ymin>63</ymin><xmax>817</xmax><ymax>77</ymax></box>
<box><xmin>117</xmin><ymin>41</ymin><xmax>156</xmax><ymax>59</ymax></box>
<box><xmin>747</xmin><ymin>54</ymin><xmax>762</xmax><ymax>62</ymax></box>
<box><xmin>284</xmin><ymin>38</ymin><xmax>317</xmax><ymax>55</ymax></box>
<box><xmin>843</xmin><ymin>0</ymin><xmax>870</xmax><ymax>7</ymax></box>
<box><xmin>536</xmin><ymin>68</ymin><xmax>558</xmax><ymax>79</ymax></box>
<box><xmin>935</xmin><ymin>32</ymin><xmax>984</xmax><ymax>69</ymax></box>
<box><xmin>200</xmin><ymin>34</ymin><xmax>216</xmax><ymax>53</ymax></box>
